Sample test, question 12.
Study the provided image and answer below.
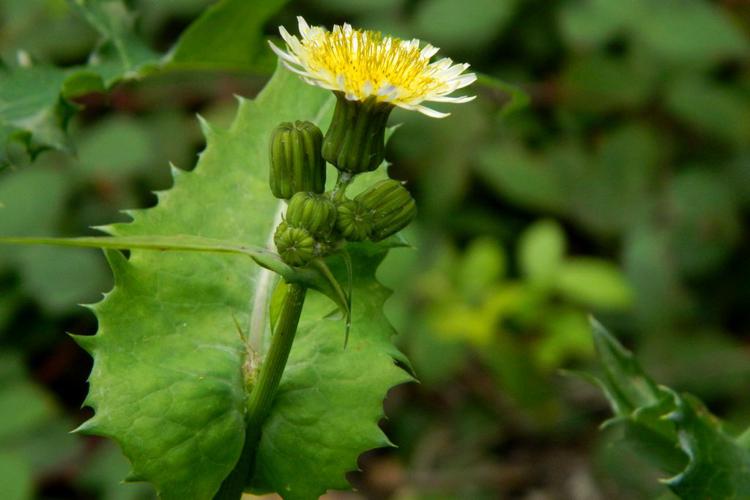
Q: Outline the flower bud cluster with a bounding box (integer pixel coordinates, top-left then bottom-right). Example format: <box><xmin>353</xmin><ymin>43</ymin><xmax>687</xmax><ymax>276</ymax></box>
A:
<box><xmin>268</xmin><ymin>115</ymin><xmax>416</xmax><ymax>268</ymax></box>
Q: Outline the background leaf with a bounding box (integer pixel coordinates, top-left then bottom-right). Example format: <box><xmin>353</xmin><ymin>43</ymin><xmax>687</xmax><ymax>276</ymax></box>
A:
<box><xmin>585</xmin><ymin>320</ymin><xmax>750</xmax><ymax>498</ymax></box>
<box><xmin>166</xmin><ymin>0</ymin><xmax>288</xmax><ymax>72</ymax></box>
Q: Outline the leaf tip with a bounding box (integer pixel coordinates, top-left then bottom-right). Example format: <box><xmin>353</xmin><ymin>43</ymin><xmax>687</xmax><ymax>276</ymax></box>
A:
<box><xmin>169</xmin><ymin>162</ymin><xmax>185</xmax><ymax>180</ymax></box>
<box><xmin>73</xmin><ymin>417</ymin><xmax>101</xmax><ymax>435</ymax></box>
<box><xmin>69</xmin><ymin>332</ymin><xmax>97</xmax><ymax>353</ymax></box>
<box><xmin>196</xmin><ymin>113</ymin><xmax>218</xmax><ymax>139</ymax></box>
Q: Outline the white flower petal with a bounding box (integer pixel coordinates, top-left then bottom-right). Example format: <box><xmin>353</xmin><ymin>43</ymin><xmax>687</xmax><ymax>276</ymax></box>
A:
<box><xmin>413</xmin><ymin>105</ymin><xmax>451</xmax><ymax>118</ymax></box>
<box><xmin>270</xmin><ymin>19</ymin><xmax>477</xmax><ymax>118</ymax></box>
<box><xmin>425</xmin><ymin>94</ymin><xmax>476</xmax><ymax>103</ymax></box>
<box><xmin>297</xmin><ymin>16</ymin><xmax>311</xmax><ymax>38</ymax></box>
<box><xmin>268</xmin><ymin>40</ymin><xmax>302</xmax><ymax>65</ymax></box>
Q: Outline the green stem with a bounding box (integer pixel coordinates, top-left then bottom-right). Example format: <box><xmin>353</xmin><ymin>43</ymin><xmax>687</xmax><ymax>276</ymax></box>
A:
<box><xmin>214</xmin><ymin>283</ymin><xmax>307</xmax><ymax>500</ymax></box>
<box><xmin>332</xmin><ymin>170</ymin><xmax>354</xmax><ymax>202</ymax></box>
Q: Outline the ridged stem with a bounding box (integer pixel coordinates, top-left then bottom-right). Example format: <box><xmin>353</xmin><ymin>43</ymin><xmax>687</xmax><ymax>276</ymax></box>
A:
<box><xmin>214</xmin><ymin>283</ymin><xmax>307</xmax><ymax>500</ymax></box>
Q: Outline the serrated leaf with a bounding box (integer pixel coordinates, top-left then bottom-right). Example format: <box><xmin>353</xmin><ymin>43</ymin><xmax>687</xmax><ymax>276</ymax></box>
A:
<box><xmin>664</xmin><ymin>392</ymin><xmax>750</xmax><ymax>498</ymax></box>
<box><xmin>251</xmin><ymin>244</ymin><xmax>412</xmax><ymax>498</ymax></box>
<box><xmin>589</xmin><ymin>319</ymin><xmax>661</xmax><ymax>415</ymax></box>
<box><xmin>585</xmin><ymin>320</ymin><xmax>750</xmax><ymax>498</ymax></box>
<box><xmin>71</xmin><ymin>65</ymin><xmax>409</xmax><ymax>499</ymax></box>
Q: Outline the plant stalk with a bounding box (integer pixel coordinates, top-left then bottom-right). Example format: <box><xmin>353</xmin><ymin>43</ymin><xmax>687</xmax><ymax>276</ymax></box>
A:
<box><xmin>214</xmin><ymin>282</ymin><xmax>307</xmax><ymax>500</ymax></box>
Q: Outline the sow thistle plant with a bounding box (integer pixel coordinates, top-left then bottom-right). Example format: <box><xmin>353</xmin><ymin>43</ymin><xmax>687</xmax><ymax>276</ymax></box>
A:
<box><xmin>1</xmin><ymin>17</ymin><xmax>475</xmax><ymax>500</ymax></box>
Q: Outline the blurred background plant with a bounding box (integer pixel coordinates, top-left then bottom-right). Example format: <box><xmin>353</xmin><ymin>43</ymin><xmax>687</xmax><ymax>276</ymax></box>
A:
<box><xmin>1</xmin><ymin>0</ymin><xmax>749</xmax><ymax>498</ymax></box>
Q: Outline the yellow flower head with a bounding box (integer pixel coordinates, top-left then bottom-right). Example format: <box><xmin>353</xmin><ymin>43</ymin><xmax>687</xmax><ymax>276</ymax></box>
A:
<box><xmin>269</xmin><ymin>17</ymin><xmax>477</xmax><ymax>118</ymax></box>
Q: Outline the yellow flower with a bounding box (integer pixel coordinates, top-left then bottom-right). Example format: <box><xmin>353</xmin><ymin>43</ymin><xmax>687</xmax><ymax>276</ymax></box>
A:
<box><xmin>269</xmin><ymin>17</ymin><xmax>476</xmax><ymax>118</ymax></box>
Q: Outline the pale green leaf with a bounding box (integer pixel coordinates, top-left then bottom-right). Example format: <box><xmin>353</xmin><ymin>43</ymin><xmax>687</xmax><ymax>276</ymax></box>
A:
<box><xmin>519</xmin><ymin>219</ymin><xmax>566</xmax><ymax>290</ymax></box>
<box><xmin>251</xmin><ymin>244</ymin><xmax>412</xmax><ymax>499</ymax></box>
<box><xmin>457</xmin><ymin>237</ymin><xmax>505</xmax><ymax>301</ymax></box>
<box><xmin>71</xmin><ymin>66</ymin><xmax>409</xmax><ymax>499</ymax></box>
<box><xmin>555</xmin><ymin>258</ymin><xmax>632</xmax><ymax>309</ymax></box>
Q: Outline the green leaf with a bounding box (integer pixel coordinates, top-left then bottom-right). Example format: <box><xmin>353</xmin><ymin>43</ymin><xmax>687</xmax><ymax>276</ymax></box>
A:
<box><xmin>66</xmin><ymin>0</ymin><xmax>159</xmax><ymax>83</ymax></box>
<box><xmin>0</xmin><ymin>355</ymin><xmax>57</xmax><ymax>443</ymax></box>
<box><xmin>632</xmin><ymin>0</ymin><xmax>749</xmax><ymax>65</ymax></box>
<box><xmin>666</xmin><ymin>76</ymin><xmax>750</xmax><ymax>147</ymax></box>
<box><xmin>475</xmin><ymin>143</ymin><xmax>568</xmax><ymax>213</ymax></box>
<box><xmin>518</xmin><ymin>219</ymin><xmax>566</xmax><ymax>290</ymax></box>
<box><xmin>559</xmin><ymin>0</ymin><xmax>626</xmax><ymax>48</ymax></box>
<box><xmin>589</xmin><ymin>319</ymin><xmax>661</xmax><ymax>414</ymax></box>
<box><xmin>69</xmin><ymin>66</ymin><xmax>409</xmax><ymax>499</ymax></box>
<box><xmin>559</xmin><ymin>0</ymin><xmax>749</xmax><ymax>64</ymax></box>
<box><xmin>665</xmin><ymin>392</ymin><xmax>750</xmax><ymax>498</ymax></box>
<box><xmin>3</xmin><ymin>0</ymin><xmax>285</xmax><ymax>166</ymax></box>
<box><xmin>75</xmin><ymin>116</ymin><xmax>152</xmax><ymax>177</ymax></box>
<box><xmin>456</xmin><ymin>237</ymin><xmax>505</xmax><ymax>302</ymax></box>
<box><xmin>413</xmin><ymin>0</ymin><xmax>519</xmax><ymax>52</ymax></box>
<box><xmin>0</xmin><ymin>65</ymin><xmax>75</xmax><ymax>166</ymax></box>
<box><xmin>585</xmin><ymin>320</ymin><xmax>750</xmax><ymax>498</ymax></box>
<box><xmin>476</xmin><ymin>73</ymin><xmax>530</xmax><ymax>118</ymax></box>
<box><xmin>0</xmin><ymin>166</ymin><xmax>109</xmax><ymax>312</ymax></box>
<box><xmin>554</xmin><ymin>258</ymin><xmax>632</xmax><ymax>310</ymax></box>
<box><xmin>76</xmin><ymin>442</ymin><xmax>156</xmax><ymax>500</ymax></box>
<box><xmin>0</xmin><ymin>452</ymin><xmax>32</xmax><ymax>500</ymax></box>
<box><xmin>165</xmin><ymin>0</ymin><xmax>288</xmax><ymax>72</ymax></box>
<box><xmin>561</xmin><ymin>53</ymin><xmax>657</xmax><ymax>112</ymax></box>
<box><xmin>251</xmin><ymin>244</ymin><xmax>411</xmax><ymax>498</ymax></box>
<box><xmin>0</xmin><ymin>353</ymin><xmax>71</xmax><ymax>500</ymax></box>
<box><xmin>667</xmin><ymin>169</ymin><xmax>741</xmax><ymax>277</ymax></box>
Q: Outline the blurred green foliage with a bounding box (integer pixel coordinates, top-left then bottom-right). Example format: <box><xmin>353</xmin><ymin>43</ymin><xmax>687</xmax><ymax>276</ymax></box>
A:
<box><xmin>1</xmin><ymin>0</ymin><xmax>749</xmax><ymax>498</ymax></box>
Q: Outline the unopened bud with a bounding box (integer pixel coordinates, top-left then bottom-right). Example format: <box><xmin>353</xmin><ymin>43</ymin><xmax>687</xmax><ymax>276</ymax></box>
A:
<box><xmin>322</xmin><ymin>94</ymin><xmax>393</xmax><ymax>174</ymax></box>
<box><xmin>335</xmin><ymin>199</ymin><xmax>370</xmax><ymax>241</ymax></box>
<box><xmin>285</xmin><ymin>192</ymin><xmax>337</xmax><ymax>238</ymax></box>
<box><xmin>357</xmin><ymin>179</ymin><xmax>417</xmax><ymax>241</ymax></box>
<box><xmin>274</xmin><ymin>222</ymin><xmax>316</xmax><ymax>267</ymax></box>
<box><xmin>269</xmin><ymin>121</ymin><xmax>325</xmax><ymax>199</ymax></box>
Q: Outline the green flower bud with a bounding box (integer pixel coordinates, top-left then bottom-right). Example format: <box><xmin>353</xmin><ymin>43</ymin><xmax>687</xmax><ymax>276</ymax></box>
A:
<box><xmin>274</xmin><ymin>222</ymin><xmax>316</xmax><ymax>267</ymax></box>
<box><xmin>357</xmin><ymin>179</ymin><xmax>417</xmax><ymax>241</ymax></box>
<box><xmin>285</xmin><ymin>192</ymin><xmax>337</xmax><ymax>238</ymax></box>
<box><xmin>335</xmin><ymin>199</ymin><xmax>371</xmax><ymax>241</ymax></box>
<box><xmin>322</xmin><ymin>93</ymin><xmax>393</xmax><ymax>174</ymax></box>
<box><xmin>269</xmin><ymin>121</ymin><xmax>325</xmax><ymax>199</ymax></box>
